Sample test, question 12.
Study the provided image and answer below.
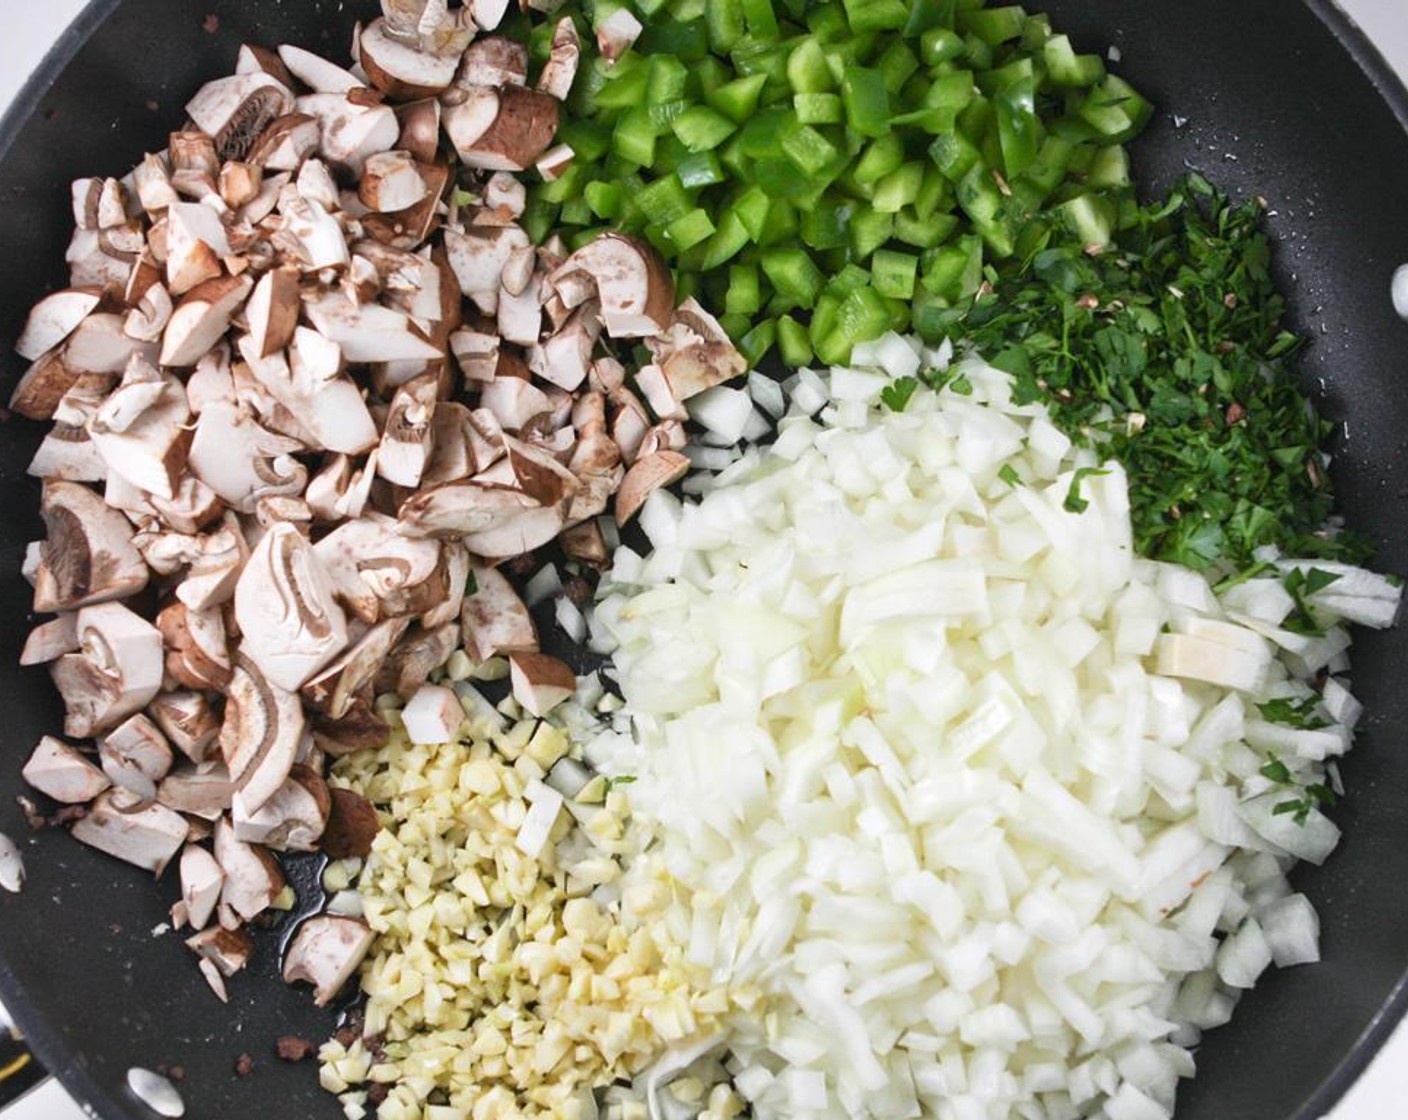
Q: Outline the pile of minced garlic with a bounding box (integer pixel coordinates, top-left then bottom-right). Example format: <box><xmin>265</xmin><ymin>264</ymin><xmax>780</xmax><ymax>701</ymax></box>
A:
<box><xmin>319</xmin><ymin>688</ymin><xmax>752</xmax><ymax>1120</ymax></box>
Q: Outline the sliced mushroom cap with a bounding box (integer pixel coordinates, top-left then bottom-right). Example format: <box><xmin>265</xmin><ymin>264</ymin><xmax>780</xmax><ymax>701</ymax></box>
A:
<box><xmin>560</xmin><ymin>519</ymin><xmax>609</xmax><ymax>568</ymax></box>
<box><xmin>307</xmin><ymin>453</ymin><xmax>379</xmax><ymax>523</ymax></box>
<box><xmin>394</xmin><ymin>99</ymin><xmax>442</xmax><ymax>164</ymax></box>
<box><xmin>460</xmin><ymin>566</ymin><xmax>537</xmax><ymax>662</ymax></box>
<box><xmin>185</xmin><ymin>73</ymin><xmax>296</xmax><ymax>161</ymax></box>
<box><xmin>161</xmin><ymin>275</ymin><xmax>255</xmax><ymax>368</ymax></box>
<box><xmin>314</xmin><ymin>515</ymin><xmax>446</xmax><ymax>622</ymax></box>
<box><xmin>235</xmin><ymin>523</ymin><xmax>349</xmax><ymax>693</ymax></box>
<box><xmin>220</xmin><ymin>655</ymin><xmax>307</xmax><ymax>816</ymax></box>
<box><xmin>554</xmin><ymin>234</ymin><xmax>675</xmax><ymax>339</ymax></box>
<box><xmin>70</xmin><ymin>792</ymin><xmax>189</xmax><ymax>876</ymax></box>
<box><xmin>616</xmin><ymin>449</ymin><xmax>690</xmax><ymax>527</ymax></box>
<box><xmin>66</xmin><ymin>312</ymin><xmax>157</xmax><ymax>375</ymax></box>
<box><xmin>125</xmin><ymin>282</ymin><xmax>174</xmax><ymax>343</ymax></box>
<box><xmin>509</xmin><ymin>651</ymin><xmax>576</xmax><ymax>718</ymax></box>
<box><xmin>247</xmin><ymin>112</ymin><xmax>322</xmax><ymax>172</ymax></box>
<box><xmin>397</xmin><ymin>481</ymin><xmax>540</xmax><ymax>539</ymax></box>
<box><xmin>33</xmin><ymin>480</ymin><xmax>149</xmax><ymax>613</ymax></box>
<box><xmin>320</xmin><ymin>787</ymin><xmax>381</xmax><ymax>860</ymax></box>
<box><xmin>450</xmin><ymin>85</ymin><xmax>560</xmax><ymax>173</ymax></box>
<box><xmin>100</xmin><ymin>714</ymin><xmax>176</xmax><ymax>802</ymax></box>
<box><xmin>179</xmin><ymin>844</ymin><xmax>226</xmax><ymax>931</ymax></box>
<box><xmin>16</xmin><ymin>288</ymin><xmax>105</xmax><ymax>362</ymax></box>
<box><xmin>22</xmin><ymin>735</ymin><xmax>112</xmax><ymax>804</ymax></box>
<box><xmin>51</xmin><ymin>602</ymin><xmax>164</xmax><ymax>739</ymax></box>
<box><xmin>133</xmin><ymin>153</ymin><xmax>179</xmax><ymax>214</ymax></box>
<box><xmin>283</xmin><ymin>915</ymin><xmax>374</xmax><ymax>1006</ymax></box>
<box><xmin>214</xmin><ymin>816</ymin><xmax>287</xmax><ymax>921</ymax></box>
<box><xmin>174</xmin><ymin>514</ymin><xmax>251</xmax><ymax>611</ymax></box>
<box><xmin>150</xmin><ymin>692</ymin><xmax>222</xmax><ymax>764</ymax></box>
<box><xmin>420</xmin><ymin>540</ymin><xmax>470</xmax><ymax>630</ymax></box>
<box><xmin>359</xmin><ymin>18</ymin><xmax>460</xmax><ymax>99</ymax></box>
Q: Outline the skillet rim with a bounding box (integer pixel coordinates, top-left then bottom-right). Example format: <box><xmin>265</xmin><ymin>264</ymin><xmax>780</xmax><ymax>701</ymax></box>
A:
<box><xmin>0</xmin><ymin>1</ymin><xmax>1404</xmax><ymax>1118</ymax></box>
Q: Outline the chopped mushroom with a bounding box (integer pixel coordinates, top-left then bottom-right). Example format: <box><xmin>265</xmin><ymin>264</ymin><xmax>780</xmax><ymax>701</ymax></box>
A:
<box><xmin>509</xmin><ymin>651</ymin><xmax>576</xmax><ymax>717</ymax></box>
<box><xmin>243</xmin><ymin>266</ymin><xmax>300</xmax><ymax>359</ymax></box>
<box><xmin>303</xmin><ymin>618</ymin><xmax>410</xmax><ymax>718</ymax></box>
<box><xmin>377</xmin><ymin>373</ymin><xmax>439</xmax><ymax>487</ymax></box>
<box><xmin>553</xmin><ymin>234</ymin><xmax>675</xmax><ymax>338</ymax></box>
<box><xmin>16</xmin><ymin>288</ymin><xmax>104</xmax><ymax>361</ymax></box>
<box><xmin>70</xmin><ymin>792</ymin><xmax>189</xmax><ymax>875</ymax></box>
<box><xmin>185</xmin><ymin>73</ymin><xmax>296</xmax><ymax>161</ymax></box>
<box><xmin>375</xmin><ymin>622</ymin><xmax>458</xmax><ymax>696</ymax></box>
<box><xmin>51</xmin><ymin>603</ymin><xmax>164</xmax><ymax>738</ymax></box>
<box><xmin>179</xmin><ymin>844</ymin><xmax>226</xmax><ymax>930</ymax></box>
<box><xmin>157</xmin><ymin>762</ymin><xmax>236</xmax><ymax>820</ymax></box>
<box><xmin>32</xmin><ymin>478</ymin><xmax>149</xmax><ymax>609</ymax></box>
<box><xmin>616</xmin><ymin>450</ymin><xmax>690</xmax><ymax>527</ymax></box>
<box><xmin>186</xmin><ymin>924</ymin><xmax>252</xmax><ymax>978</ymax></box>
<box><xmin>359</xmin><ymin>18</ymin><xmax>460</xmax><ymax>99</ymax></box>
<box><xmin>20</xmin><ymin>615</ymin><xmax>80</xmax><ymax>666</ymax></box>
<box><xmin>187</xmin><ymin>400</ymin><xmax>307</xmax><ymax>513</ymax></box>
<box><xmin>320</xmin><ymin>788</ymin><xmax>381</xmax><ymax>860</ymax></box>
<box><xmin>359</xmin><ymin>150</ymin><xmax>428</xmax><ymax>213</ymax></box>
<box><xmin>283</xmin><ymin>915</ymin><xmax>374</xmax><ymax>1006</ymax></box>
<box><xmin>235</xmin><ymin>523</ymin><xmax>349</xmax><ymax>692</ymax></box>
<box><xmin>102</xmin><ymin>714</ymin><xmax>176</xmax><ymax>786</ymax></box>
<box><xmin>219</xmin><ymin>656</ymin><xmax>307</xmax><ymax>815</ymax></box>
<box><xmin>596</xmin><ymin>8</ymin><xmax>644</xmax><ymax>63</ymax></box>
<box><xmin>157</xmin><ymin>600</ymin><xmax>234</xmax><ymax>691</ymax></box>
<box><xmin>460</xmin><ymin>566</ymin><xmax>537</xmax><ymax>662</ymax></box>
<box><xmin>232</xmin><ymin>764</ymin><xmax>330</xmax><ymax>851</ymax></box>
<box><xmin>150</xmin><ymin>692</ymin><xmax>221</xmax><ymax>763</ymax></box>
<box><xmin>450</xmin><ymin>85</ymin><xmax>560</xmax><ymax>172</ymax></box>
<box><xmin>87</xmin><ymin>362</ymin><xmax>193</xmax><ymax>499</ymax></box>
<box><xmin>161</xmin><ymin>275</ymin><xmax>254</xmax><ymax>368</ymax></box>
<box><xmin>164</xmin><ymin>203</ymin><xmax>231</xmax><ymax>295</ymax></box>
<box><xmin>22</xmin><ymin>735</ymin><xmax>112</xmax><ymax>804</ymax></box>
<box><xmin>400</xmin><ymin>683</ymin><xmax>464</xmax><ymax>744</ymax></box>
<box><xmin>214</xmin><ymin>816</ymin><xmax>287</xmax><ymax>921</ymax></box>
<box><xmin>536</xmin><ymin>18</ymin><xmax>581</xmax><ymax>101</ymax></box>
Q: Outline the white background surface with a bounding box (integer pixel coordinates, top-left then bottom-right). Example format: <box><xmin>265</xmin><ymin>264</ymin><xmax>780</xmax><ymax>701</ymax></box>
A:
<box><xmin>0</xmin><ymin>1</ymin><xmax>1406</xmax><ymax>1118</ymax></box>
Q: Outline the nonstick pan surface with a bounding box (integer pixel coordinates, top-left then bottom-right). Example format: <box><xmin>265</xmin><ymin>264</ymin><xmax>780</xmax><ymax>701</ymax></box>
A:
<box><xmin>0</xmin><ymin>3</ymin><xmax>1406</xmax><ymax>1118</ymax></box>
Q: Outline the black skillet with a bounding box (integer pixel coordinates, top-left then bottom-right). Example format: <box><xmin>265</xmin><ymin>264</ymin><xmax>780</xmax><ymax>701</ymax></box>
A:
<box><xmin>0</xmin><ymin>2</ymin><xmax>1406</xmax><ymax>1118</ymax></box>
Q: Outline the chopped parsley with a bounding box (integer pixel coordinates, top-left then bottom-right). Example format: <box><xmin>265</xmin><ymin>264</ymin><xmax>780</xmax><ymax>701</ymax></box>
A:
<box><xmin>880</xmin><ymin>376</ymin><xmax>920</xmax><ymax>413</ymax></box>
<box><xmin>940</xmin><ymin>177</ymin><xmax>1370</xmax><ymax>573</ymax></box>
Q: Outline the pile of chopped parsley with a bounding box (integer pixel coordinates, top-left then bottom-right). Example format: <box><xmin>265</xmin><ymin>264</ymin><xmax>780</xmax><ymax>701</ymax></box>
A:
<box><xmin>924</xmin><ymin>174</ymin><xmax>1368</xmax><ymax>575</ymax></box>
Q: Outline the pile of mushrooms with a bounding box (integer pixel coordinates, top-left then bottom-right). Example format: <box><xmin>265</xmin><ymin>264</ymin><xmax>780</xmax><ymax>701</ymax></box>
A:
<box><xmin>11</xmin><ymin>0</ymin><xmax>745</xmax><ymax>1008</ymax></box>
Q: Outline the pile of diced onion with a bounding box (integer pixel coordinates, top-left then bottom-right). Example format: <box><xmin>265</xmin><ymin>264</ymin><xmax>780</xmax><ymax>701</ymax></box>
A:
<box><xmin>587</xmin><ymin>337</ymin><xmax>1401</xmax><ymax>1120</ymax></box>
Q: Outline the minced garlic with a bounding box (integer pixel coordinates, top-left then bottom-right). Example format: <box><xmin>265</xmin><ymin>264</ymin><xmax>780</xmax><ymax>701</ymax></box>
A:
<box><xmin>322</xmin><ymin>694</ymin><xmax>740</xmax><ymax>1119</ymax></box>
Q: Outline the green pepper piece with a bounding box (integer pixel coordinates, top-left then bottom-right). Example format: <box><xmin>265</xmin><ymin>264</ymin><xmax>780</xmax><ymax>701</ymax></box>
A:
<box><xmin>841</xmin><ymin>66</ymin><xmax>891</xmax><ymax>138</ymax></box>
<box><xmin>706</xmin><ymin>73</ymin><xmax>770</xmax><ymax>124</ymax></box>
<box><xmin>776</xmin><ymin>315</ymin><xmax>814</xmax><ymax>366</ymax></box>
<box><xmin>672</xmin><ymin>106</ymin><xmax>739</xmax><ymax>152</ymax></box>
<box><xmin>872</xmin><ymin>248</ymin><xmax>920</xmax><ymax>299</ymax></box>
<box><xmin>794</xmin><ymin>92</ymin><xmax>845</xmax><ymax>125</ymax></box>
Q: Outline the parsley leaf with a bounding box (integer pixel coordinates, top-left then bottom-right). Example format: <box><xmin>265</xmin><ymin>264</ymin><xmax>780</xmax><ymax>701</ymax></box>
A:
<box><xmin>1063</xmin><ymin>468</ymin><xmax>1111</xmax><ymax>515</ymax></box>
<box><xmin>881</xmin><ymin>376</ymin><xmax>920</xmax><ymax>413</ymax></box>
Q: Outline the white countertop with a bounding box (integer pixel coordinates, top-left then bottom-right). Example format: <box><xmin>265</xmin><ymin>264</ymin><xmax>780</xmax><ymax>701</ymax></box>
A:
<box><xmin>1</xmin><ymin>2</ymin><xmax>1406</xmax><ymax>1118</ymax></box>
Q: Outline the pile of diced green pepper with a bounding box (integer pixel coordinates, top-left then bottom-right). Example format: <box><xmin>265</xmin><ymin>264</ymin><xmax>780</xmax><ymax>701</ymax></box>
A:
<box><xmin>530</xmin><ymin>0</ymin><xmax>1152</xmax><ymax>367</ymax></box>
